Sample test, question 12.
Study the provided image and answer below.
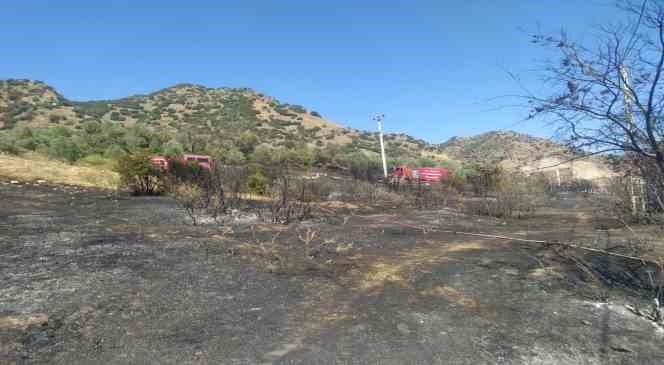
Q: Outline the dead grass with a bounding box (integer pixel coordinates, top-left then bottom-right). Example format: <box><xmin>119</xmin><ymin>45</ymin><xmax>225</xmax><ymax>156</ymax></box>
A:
<box><xmin>0</xmin><ymin>153</ymin><xmax>119</xmax><ymax>189</ymax></box>
<box><xmin>235</xmin><ymin>193</ymin><xmax>273</xmax><ymax>202</ymax></box>
<box><xmin>0</xmin><ymin>313</ymin><xmax>48</xmax><ymax>330</ymax></box>
<box><xmin>419</xmin><ymin>285</ymin><xmax>481</xmax><ymax>311</ymax></box>
<box><xmin>356</xmin><ymin>239</ymin><xmax>505</xmax><ymax>290</ymax></box>
<box><xmin>318</xmin><ymin>200</ymin><xmax>361</xmax><ymax>210</ymax></box>
<box><xmin>529</xmin><ymin>266</ymin><xmax>564</xmax><ymax>279</ymax></box>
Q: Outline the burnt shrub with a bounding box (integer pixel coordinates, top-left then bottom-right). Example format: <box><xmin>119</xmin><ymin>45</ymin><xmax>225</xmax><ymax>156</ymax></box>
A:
<box><xmin>462</xmin><ymin>172</ymin><xmax>545</xmax><ymax>219</ymax></box>
<box><xmin>172</xmin><ymin>183</ymin><xmax>208</xmax><ymax>225</ymax></box>
<box><xmin>464</xmin><ymin>192</ymin><xmax>537</xmax><ymax>219</ymax></box>
<box><xmin>169</xmin><ymin>164</ymin><xmax>231</xmax><ymax>224</ymax></box>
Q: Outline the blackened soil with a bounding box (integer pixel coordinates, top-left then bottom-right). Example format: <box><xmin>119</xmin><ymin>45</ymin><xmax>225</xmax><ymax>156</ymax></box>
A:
<box><xmin>1</xmin><ymin>182</ymin><xmax>663</xmax><ymax>364</ymax></box>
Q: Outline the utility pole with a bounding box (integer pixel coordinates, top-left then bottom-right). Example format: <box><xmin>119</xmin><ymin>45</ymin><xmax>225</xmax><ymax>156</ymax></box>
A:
<box><xmin>620</xmin><ymin>64</ymin><xmax>634</xmax><ymax>127</ymax></box>
<box><xmin>620</xmin><ymin>64</ymin><xmax>642</xmax><ymax>214</ymax></box>
<box><xmin>374</xmin><ymin>113</ymin><xmax>388</xmax><ymax>179</ymax></box>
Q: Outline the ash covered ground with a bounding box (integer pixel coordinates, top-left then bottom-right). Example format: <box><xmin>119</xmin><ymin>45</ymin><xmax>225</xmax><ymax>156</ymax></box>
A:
<box><xmin>1</xmin><ymin>182</ymin><xmax>663</xmax><ymax>364</ymax></box>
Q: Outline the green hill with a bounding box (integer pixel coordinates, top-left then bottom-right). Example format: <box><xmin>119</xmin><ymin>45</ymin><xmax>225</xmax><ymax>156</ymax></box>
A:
<box><xmin>0</xmin><ymin>79</ymin><xmax>442</xmax><ymax>163</ymax></box>
<box><xmin>439</xmin><ymin>131</ymin><xmax>571</xmax><ymax>167</ymax></box>
<box><xmin>0</xmin><ymin>79</ymin><xmax>614</xmax><ymax>181</ymax></box>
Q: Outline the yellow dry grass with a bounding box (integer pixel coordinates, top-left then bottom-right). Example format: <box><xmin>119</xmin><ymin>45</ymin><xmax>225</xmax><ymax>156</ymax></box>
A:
<box><xmin>528</xmin><ymin>266</ymin><xmax>564</xmax><ymax>279</ymax></box>
<box><xmin>357</xmin><ymin>239</ymin><xmax>504</xmax><ymax>290</ymax></box>
<box><xmin>237</xmin><ymin>192</ymin><xmax>273</xmax><ymax>202</ymax></box>
<box><xmin>0</xmin><ymin>153</ymin><xmax>119</xmax><ymax>189</ymax></box>
<box><xmin>318</xmin><ymin>200</ymin><xmax>361</xmax><ymax>210</ymax></box>
<box><xmin>252</xmin><ymin>98</ymin><xmax>354</xmax><ymax>146</ymax></box>
<box><xmin>0</xmin><ymin>313</ymin><xmax>48</xmax><ymax>330</ymax></box>
<box><xmin>418</xmin><ymin>285</ymin><xmax>496</xmax><ymax>318</ymax></box>
<box><xmin>419</xmin><ymin>285</ymin><xmax>480</xmax><ymax>310</ymax></box>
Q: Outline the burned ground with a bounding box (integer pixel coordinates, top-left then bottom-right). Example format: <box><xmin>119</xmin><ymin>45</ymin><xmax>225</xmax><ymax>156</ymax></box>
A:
<box><xmin>1</xmin><ymin>182</ymin><xmax>663</xmax><ymax>364</ymax></box>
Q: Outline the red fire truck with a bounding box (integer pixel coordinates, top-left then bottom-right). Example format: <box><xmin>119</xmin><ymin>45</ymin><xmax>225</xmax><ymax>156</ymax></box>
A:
<box><xmin>392</xmin><ymin>166</ymin><xmax>449</xmax><ymax>184</ymax></box>
<box><xmin>150</xmin><ymin>154</ymin><xmax>214</xmax><ymax>171</ymax></box>
<box><xmin>180</xmin><ymin>154</ymin><xmax>213</xmax><ymax>169</ymax></box>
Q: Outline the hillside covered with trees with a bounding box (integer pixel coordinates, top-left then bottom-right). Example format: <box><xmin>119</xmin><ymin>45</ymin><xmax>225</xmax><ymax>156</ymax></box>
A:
<box><xmin>0</xmin><ymin>79</ymin><xmax>617</xmax><ymax>183</ymax></box>
<box><xmin>0</xmin><ymin>79</ymin><xmax>447</xmax><ymax>177</ymax></box>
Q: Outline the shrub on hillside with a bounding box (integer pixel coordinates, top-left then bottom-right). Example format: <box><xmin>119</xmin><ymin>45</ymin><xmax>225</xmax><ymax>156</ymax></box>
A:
<box><xmin>163</xmin><ymin>140</ymin><xmax>184</xmax><ymax>156</ymax></box>
<box><xmin>215</xmin><ymin>146</ymin><xmax>246</xmax><ymax>165</ymax></box>
<box><xmin>73</xmin><ymin>101</ymin><xmax>111</xmax><ymax>118</ymax></box>
<box><xmin>48</xmin><ymin>137</ymin><xmax>82</xmax><ymax>163</ymax></box>
<box><xmin>416</xmin><ymin>156</ymin><xmax>437</xmax><ymax>167</ymax></box>
<box><xmin>288</xmin><ymin>104</ymin><xmax>307</xmax><ymax>114</ymax></box>
<box><xmin>82</xmin><ymin>120</ymin><xmax>101</xmax><ymax>134</ymax></box>
<box><xmin>49</xmin><ymin>114</ymin><xmax>64</xmax><ymax>123</ymax></box>
<box><xmin>248</xmin><ymin>170</ymin><xmax>269</xmax><ymax>195</ymax></box>
<box><xmin>347</xmin><ymin>153</ymin><xmax>383</xmax><ymax>182</ymax></box>
<box><xmin>110</xmin><ymin>111</ymin><xmax>125</xmax><ymax>121</ymax></box>
<box><xmin>104</xmin><ymin>144</ymin><xmax>127</xmax><ymax>159</ymax></box>
<box><xmin>0</xmin><ymin>132</ymin><xmax>20</xmax><ymax>154</ymax></box>
<box><xmin>168</xmin><ymin>159</ymin><xmax>205</xmax><ymax>184</ymax></box>
<box><xmin>115</xmin><ymin>151</ymin><xmax>164</xmax><ymax>195</ymax></box>
<box><xmin>238</xmin><ymin>131</ymin><xmax>259</xmax><ymax>155</ymax></box>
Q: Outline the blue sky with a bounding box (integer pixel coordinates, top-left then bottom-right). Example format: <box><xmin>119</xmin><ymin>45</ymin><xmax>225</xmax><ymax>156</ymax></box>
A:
<box><xmin>1</xmin><ymin>0</ymin><xmax>622</xmax><ymax>143</ymax></box>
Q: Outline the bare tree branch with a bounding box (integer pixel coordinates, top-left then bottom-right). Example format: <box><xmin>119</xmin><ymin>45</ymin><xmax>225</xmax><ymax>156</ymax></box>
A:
<box><xmin>522</xmin><ymin>0</ymin><xmax>664</xmax><ymax>177</ymax></box>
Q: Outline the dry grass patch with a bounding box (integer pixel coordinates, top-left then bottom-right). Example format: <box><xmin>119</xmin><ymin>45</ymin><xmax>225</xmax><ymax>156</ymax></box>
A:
<box><xmin>436</xmin><ymin>240</ymin><xmax>500</xmax><ymax>253</ymax></box>
<box><xmin>418</xmin><ymin>285</ymin><xmax>497</xmax><ymax>318</ymax></box>
<box><xmin>353</xmin><ymin>239</ymin><xmax>500</xmax><ymax>318</ymax></box>
<box><xmin>356</xmin><ymin>239</ymin><xmax>502</xmax><ymax>291</ymax></box>
<box><xmin>0</xmin><ymin>313</ymin><xmax>48</xmax><ymax>330</ymax></box>
<box><xmin>419</xmin><ymin>285</ymin><xmax>480</xmax><ymax>310</ymax></box>
<box><xmin>360</xmin><ymin>261</ymin><xmax>409</xmax><ymax>288</ymax></box>
<box><xmin>318</xmin><ymin>201</ymin><xmax>360</xmax><ymax>209</ymax></box>
<box><xmin>0</xmin><ymin>153</ymin><xmax>118</xmax><ymax>189</ymax></box>
<box><xmin>529</xmin><ymin>266</ymin><xmax>564</xmax><ymax>279</ymax></box>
